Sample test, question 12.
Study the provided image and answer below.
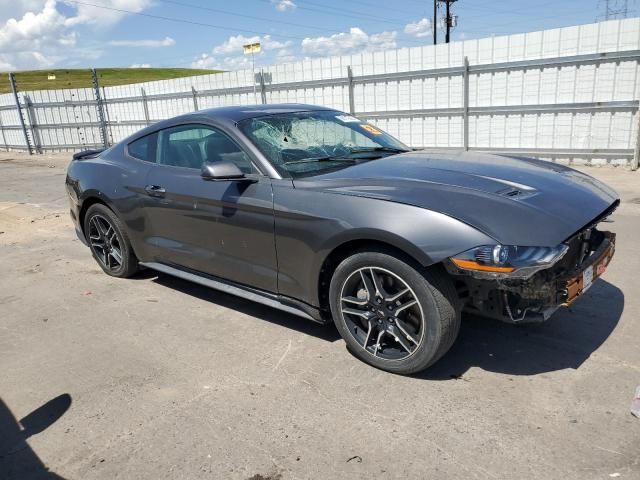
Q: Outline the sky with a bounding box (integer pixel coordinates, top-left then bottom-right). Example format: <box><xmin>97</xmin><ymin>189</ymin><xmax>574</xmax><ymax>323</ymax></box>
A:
<box><xmin>0</xmin><ymin>0</ymin><xmax>637</xmax><ymax>72</ymax></box>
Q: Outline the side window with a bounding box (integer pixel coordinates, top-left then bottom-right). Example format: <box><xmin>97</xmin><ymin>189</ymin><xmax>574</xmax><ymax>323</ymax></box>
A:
<box><xmin>127</xmin><ymin>132</ymin><xmax>157</xmax><ymax>162</ymax></box>
<box><xmin>157</xmin><ymin>125</ymin><xmax>256</xmax><ymax>174</ymax></box>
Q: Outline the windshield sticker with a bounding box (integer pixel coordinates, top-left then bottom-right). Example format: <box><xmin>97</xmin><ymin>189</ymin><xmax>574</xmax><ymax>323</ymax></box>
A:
<box><xmin>335</xmin><ymin>114</ymin><xmax>361</xmax><ymax>123</ymax></box>
<box><xmin>361</xmin><ymin>124</ymin><xmax>382</xmax><ymax>135</ymax></box>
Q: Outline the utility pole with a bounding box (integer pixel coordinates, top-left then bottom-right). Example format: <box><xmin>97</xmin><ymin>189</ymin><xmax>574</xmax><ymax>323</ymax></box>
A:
<box><xmin>433</xmin><ymin>0</ymin><xmax>437</xmax><ymax>45</ymax></box>
<box><xmin>436</xmin><ymin>0</ymin><xmax>458</xmax><ymax>44</ymax></box>
<box><xmin>602</xmin><ymin>0</ymin><xmax>629</xmax><ymax>19</ymax></box>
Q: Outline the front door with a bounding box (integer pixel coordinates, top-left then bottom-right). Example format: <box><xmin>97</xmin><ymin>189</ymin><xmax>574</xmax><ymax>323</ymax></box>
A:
<box><xmin>143</xmin><ymin>123</ymin><xmax>278</xmax><ymax>293</ymax></box>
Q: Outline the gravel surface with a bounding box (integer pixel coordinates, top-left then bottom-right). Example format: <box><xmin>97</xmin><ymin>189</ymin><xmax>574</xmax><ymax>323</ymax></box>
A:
<box><xmin>1</xmin><ymin>152</ymin><xmax>639</xmax><ymax>479</ymax></box>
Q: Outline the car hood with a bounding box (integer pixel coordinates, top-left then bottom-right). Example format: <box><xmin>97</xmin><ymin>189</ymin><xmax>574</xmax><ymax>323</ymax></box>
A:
<box><xmin>292</xmin><ymin>150</ymin><xmax>619</xmax><ymax>246</ymax></box>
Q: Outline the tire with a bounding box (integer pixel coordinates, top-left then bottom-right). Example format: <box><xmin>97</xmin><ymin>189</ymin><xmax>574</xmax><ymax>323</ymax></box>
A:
<box><xmin>329</xmin><ymin>249</ymin><xmax>460</xmax><ymax>375</ymax></box>
<box><xmin>83</xmin><ymin>203</ymin><xmax>138</xmax><ymax>278</ymax></box>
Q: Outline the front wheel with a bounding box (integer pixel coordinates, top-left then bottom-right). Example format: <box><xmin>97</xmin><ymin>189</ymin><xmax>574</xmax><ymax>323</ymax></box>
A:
<box><xmin>329</xmin><ymin>250</ymin><xmax>460</xmax><ymax>375</ymax></box>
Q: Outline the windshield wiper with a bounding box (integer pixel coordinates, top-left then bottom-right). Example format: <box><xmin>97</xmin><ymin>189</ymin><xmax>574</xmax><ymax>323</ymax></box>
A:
<box><xmin>283</xmin><ymin>147</ymin><xmax>409</xmax><ymax>165</ymax></box>
<box><xmin>284</xmin><ymin>156</ymin><xmax>357</xmax><ymax>165</ymax></box>
<box><xmin>348</xmin><ymin>146</ymin><xmax>410</xmax><ymax>154</ymax></box>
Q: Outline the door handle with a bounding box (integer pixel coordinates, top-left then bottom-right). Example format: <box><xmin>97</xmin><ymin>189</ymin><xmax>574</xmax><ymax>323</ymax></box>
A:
<box><xmin>144</xmin><ymin>184</ymin><xmax>166</xmax><ymax>197</ymax></box>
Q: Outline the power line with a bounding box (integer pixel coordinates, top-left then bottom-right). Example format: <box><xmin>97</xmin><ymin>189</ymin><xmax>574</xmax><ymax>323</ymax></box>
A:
<box><xmin>65</xmin><ymin>0</ymin><xmax>309</xmax><ymax>41</ymax></box>
<box><xmin>157</xmin><ymin>0</ymin><xmax>349</xmax><ymax>33</ymax></box>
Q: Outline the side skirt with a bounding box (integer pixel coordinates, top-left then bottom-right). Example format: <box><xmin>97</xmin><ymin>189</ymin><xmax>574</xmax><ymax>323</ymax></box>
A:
<box><xmin>140</xmin><ymin>262</ymin><xmax>328</xmax><ymax>324</ymax></box>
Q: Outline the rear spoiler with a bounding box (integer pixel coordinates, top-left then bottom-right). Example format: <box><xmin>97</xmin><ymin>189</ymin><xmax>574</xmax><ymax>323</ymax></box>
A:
<box><xmin>72</xmin><ymin>148</ymin><xmax>105</xmax><ymax>160</ymax></box>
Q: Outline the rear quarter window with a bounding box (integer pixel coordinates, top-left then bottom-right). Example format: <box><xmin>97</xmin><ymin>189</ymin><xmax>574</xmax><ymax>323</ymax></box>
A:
<box><xmin>127</xmin><ymin>133</ymin><xmax>157</xmax><ymax>162</ymax></box>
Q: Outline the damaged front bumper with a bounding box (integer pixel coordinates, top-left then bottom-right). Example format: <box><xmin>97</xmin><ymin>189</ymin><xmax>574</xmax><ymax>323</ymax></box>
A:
<box><xmin>446</xmin><ymin>228</ymin><xmax>616</xmax><ymax>324</ymax></box>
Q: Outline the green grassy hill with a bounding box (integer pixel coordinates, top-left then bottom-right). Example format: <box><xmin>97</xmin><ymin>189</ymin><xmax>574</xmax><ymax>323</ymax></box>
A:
<box><xmin>0</xmin><ymin>68</ymin><xmax>222</xmax><ymax>94</ymax></box>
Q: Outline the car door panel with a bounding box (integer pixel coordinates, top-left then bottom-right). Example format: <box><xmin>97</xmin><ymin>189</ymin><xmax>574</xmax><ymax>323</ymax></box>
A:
<box><xmin>142</xmin><ymin>124</ymin><xmax>278</xmax><ymax>293</ymax></box>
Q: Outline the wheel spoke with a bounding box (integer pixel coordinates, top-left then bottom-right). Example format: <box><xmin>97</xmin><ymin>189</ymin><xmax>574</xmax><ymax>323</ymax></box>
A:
<box><xmin>359</xmin><ymin>270</ymin><xmax>375</xmax><ymax>300</ymax></box>
<box><xmin>387</xmin><ymin>288</ymin><xmax>409</xmax><ymax>302</ymax></box>
<box><xmin>394</xmin><ymin>299</ymin><xmax>417</xmax><ymax>316</ymax></box>
<box><xmin>393</xmin><ymin>329</ymin><xmax>417</xmax><ymax>353</ymax></box>
<box><xmin>342</xmin><ymin>295</ymin><xmax>368</xmax><ymax>306</ymax></box>
<box><xmin>369</xmin><ymin>268</ymin><xmax>387</xmax><ymax>299</ymax></box>
<box><xmin>93</xmin><ymin>217</ymin><xmax>107</xmax><ymax>237</ymax></box>
<box><xmin>394</xmin><ymin>318</ymin><xmax>419</xmax><ymax>345</ymax></box>
<box><xmin>109</xmin><ymin>247</ymin><xmax>123</xmax><ymax>266</ymax></box>
<box><xmin>373</xmin><ymin>329</ymin><xmax>385</xmax><ymax>357</ymax></box>
<box><xmin>342</xmin><ymin>307</ymin><xmax>372</xmax><ymax>319</ymax></box>
<box><xmin>362</xmin><ymin>320</ymin><xmax>373</xmax><ymax>350</ymax></box>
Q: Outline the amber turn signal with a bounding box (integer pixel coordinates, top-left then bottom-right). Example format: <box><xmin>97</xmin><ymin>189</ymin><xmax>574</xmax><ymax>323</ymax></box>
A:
<box><xmin>451</xmin><ymin>258</ymin><xmax>515</xmax><ymax>273</ymax></box>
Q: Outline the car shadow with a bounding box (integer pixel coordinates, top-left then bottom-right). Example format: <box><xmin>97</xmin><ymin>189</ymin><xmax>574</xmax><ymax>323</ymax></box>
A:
<box><xmin>417</xmin><ymin>279</ymin><xmax>624</xmax><ymax>380</ymax></box>
<box><xmin>135</xmin><ymin>270</ymin><xmax>623</xmax><ymax>378</ymax></box>
<box><xmin>146</xmin><ymin>271</ymin><xmax>342</xmax><ymax>343</ymax></box>
<box><xmin>0</xmin><ymin>394</ymin><xmax>71</xmax><ymax>479</ymax></box>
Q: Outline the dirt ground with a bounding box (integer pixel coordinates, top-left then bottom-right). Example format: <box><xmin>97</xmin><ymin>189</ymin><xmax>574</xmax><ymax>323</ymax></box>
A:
<box><xmin>1</xmin><ymin>151</ymin><xmax>639</xmax><ymax>479</ymax></box>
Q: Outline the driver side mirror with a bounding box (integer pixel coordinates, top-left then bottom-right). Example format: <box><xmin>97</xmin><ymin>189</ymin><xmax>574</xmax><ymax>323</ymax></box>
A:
<box><xmin>201</xmin><ymin>161</ymin><xmax>246</xmax><ymax>181</ymax></box>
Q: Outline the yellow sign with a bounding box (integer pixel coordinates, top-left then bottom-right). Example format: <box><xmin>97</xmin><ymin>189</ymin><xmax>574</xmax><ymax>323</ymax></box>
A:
<box><xmin>361</xmin><ymin>124</ymin><xmax>382</xmax><ymax>135</ymax></box>
<box><xmin>243</xmin><ymin>42</ymin><xmax>261</xmax><ymax>54</ymax></box>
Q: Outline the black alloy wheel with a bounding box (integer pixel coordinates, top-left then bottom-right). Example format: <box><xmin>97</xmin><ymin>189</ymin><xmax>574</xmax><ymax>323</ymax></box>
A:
<box><xmin>340</xmin><ymin>266</ymin><xmax>424</xmax><ymax>360</ymax></box>
<box><xmin>329</xmin><ymin>249</ymin><xmax>460</xmax><ymax>374</ymax></box>
<box><xmin>84</xmin><ymin>203</ymin><xmax>138</xmax><ymax>278</ymax></box>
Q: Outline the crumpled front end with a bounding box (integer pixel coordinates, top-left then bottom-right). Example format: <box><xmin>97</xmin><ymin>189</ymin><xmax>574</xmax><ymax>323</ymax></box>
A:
<box><xmin>445</xmin><ymin>209</ymin><xmax>617</xmax><ymax>323</ymax></box>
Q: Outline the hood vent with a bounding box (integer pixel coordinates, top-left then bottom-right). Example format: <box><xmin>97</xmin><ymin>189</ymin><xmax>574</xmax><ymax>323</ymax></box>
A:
<box><xmin>497</xmin><ymin>187</ymin><xmax>523</xmax><ymax>198</ymax></box>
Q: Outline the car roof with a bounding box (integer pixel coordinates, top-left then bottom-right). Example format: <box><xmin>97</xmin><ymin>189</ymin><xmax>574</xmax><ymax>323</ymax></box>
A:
<box><xmin>179</xmin><ymin>103</ymin><xmax>337</xmax><ymax>122</ymax></box>
<box><xmin>120</xmin><ymin>103</ymin><xmax>341</xmax><ymax>145</ymax></box>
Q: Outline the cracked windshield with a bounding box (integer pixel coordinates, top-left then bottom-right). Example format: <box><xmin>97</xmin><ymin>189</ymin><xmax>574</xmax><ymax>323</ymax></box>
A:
<box><xmin>239</xmin><ymin>110</ymin><xmax>410</xmax><ymax>178</ymax></box>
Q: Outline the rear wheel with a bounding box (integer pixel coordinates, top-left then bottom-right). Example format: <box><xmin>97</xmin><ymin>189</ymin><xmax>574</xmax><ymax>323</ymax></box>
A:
<box><xmin>84</xmin><ymin>203</ymin><xmax>138</xmax><ymax>278</ymax></box>
<box><xmin>329</xmin><ymin>249</ymin><xmax>460</xmax><ymax>374</ymax></box>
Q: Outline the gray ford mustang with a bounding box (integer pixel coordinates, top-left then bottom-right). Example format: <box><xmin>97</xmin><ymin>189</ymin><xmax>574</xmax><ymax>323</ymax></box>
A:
<box><xmin>66</xmin><ymin>104</ymin><xmax>618</xmax><ymax>374</ymax></box>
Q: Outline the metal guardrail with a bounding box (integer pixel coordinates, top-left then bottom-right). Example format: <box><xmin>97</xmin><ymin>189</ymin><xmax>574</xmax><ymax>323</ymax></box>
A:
<box><xmin>1</xmin><ymin>49</ymin><xmax>640</xmax><ymax>169</ymax></box>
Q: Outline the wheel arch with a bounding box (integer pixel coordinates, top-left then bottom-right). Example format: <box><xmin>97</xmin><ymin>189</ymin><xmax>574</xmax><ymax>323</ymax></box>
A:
<box><xmin>78</xmin><ymin>195</ymin><xmax>116</xmax><ymax>237</ymax></box>
<box><xmin>316</xmin><ymin>235</ymin><xmax>435</xmax><ymax>314</ymax></box>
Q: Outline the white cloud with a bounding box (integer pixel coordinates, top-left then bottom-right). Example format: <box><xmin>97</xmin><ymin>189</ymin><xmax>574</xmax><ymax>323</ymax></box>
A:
<box><xmin>129</xmin><ymin>63</ymin><xmax>151</xmax><ymax>68</ymax></box>
<box><xmin>62</xmin><ymin>0</ymin><xmax>152</xmax><ymax>26</ymax></box>
<box><xmin>191</xmin><ymin>53</ymin><xmax>250</xmax><ymax>70</ymax></box>
<box><xmin>404</xmin><ymin>18</ymin><xmax>432</xmax><ymax>38</ymax></box>
<box><xmin>0</xmin><ymin>1</ymin><xmax>48</xmax><ymax>21</ymax></box>
<box><xmin>212</xmin><ymin>34</ymin><xmax>291</xmax><ymax>55</ymax></box>
<box><xmin>110</xmin><ymin>37</ymin><xmax>175</xmax><ymax>48</ymax></box>
<box><xmin>302</xmin><ymin>27</ymin><xmax>397</xmax><ymax>57</ymax></box>
<box><xmin>272</xmin><ymin>0</ymin><xmax>296</xmax><ymax>12</ymax></box>
<box><xmin>0</xmin><ymin>0</ymin><xmax>73</xmax><ymax>52</ymax></box>
<box><xmin>0</xmin><ymin>0</ymin><xmax>156</xmax><ymax>69</ymax></box>
<box><xmin>192</xmin><ymin>53</ymin><xmax>217</xmax><ymax>69</ymax></box>
<box><xmin>275</xmin><ymin>48</ymin><xmax>296</xmax><ymax>63</ymax></box>
<box><xmin>0</xmin><ymin>0</ymin><xmax>75</xmax><ymax>69</ymax></box>
<box><xmin>370</xmin><ymin>31</ymin><xmax>397</xmax><ymax>51</ymax></box>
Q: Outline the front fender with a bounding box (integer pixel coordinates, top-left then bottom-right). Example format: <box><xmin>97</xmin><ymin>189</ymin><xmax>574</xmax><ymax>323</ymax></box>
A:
<box><xmin>274</xmin><ymin>187</ymin><xmax>495</xmax><ymax>307</ymax></box>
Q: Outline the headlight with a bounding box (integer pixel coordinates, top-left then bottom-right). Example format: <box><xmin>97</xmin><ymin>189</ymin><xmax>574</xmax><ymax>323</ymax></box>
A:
<box><xmin>450</xmin><ymin>244</ymin><xmax>569</xmax><ymax>278</ymax></box>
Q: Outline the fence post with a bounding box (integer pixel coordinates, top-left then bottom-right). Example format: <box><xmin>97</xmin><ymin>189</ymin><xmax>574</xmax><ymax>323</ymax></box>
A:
<box><xmin>0</xmin><ymin>111</ymin><xmax>8</xmax><ymax>151</ymax></box>
<box><xmin>463</xmin><ymin>56</ymin><xmax>470</xmax><ymax>151</ymax></box>
<box><xmin>23</xmin><ymin>95</ymin><xmax>42</xmax><ymax>153</ymax></box>
<box><xmin>632</xmin><ymin>109</ymin><xmax>640</xmax><ymax>171</ymax></box>
<box><xmin>141</xmin><ymin>87</ymin><xmax>151</xmax><ymax>125</ymax></box>
<box><xmin>91</xmin><ymin>68</ymin><xmax>109</xmax><ymax>148</ymax></box>
<box><xmin>259</xmin><ymin>71</ymin><xmax>267</xmax><ymax>104</ymax></box>
<box><xmin>347</xmin><ymin>65</ymin><xmax>356</xmax><ymax>115</ymax></box>
<box><xmin>8</xmin><ymin>73</ymin><xmax>32</xmax><ymax>154</ymax></box>
<box><xmin>101</xmin><ymin>86</ymin><xmax>113</xmax><ymax>145</ymax></box>
<box><xmin>191</xmin><ymin>86</ymin><xmax>199</xmax><ymax>111</ymax></box>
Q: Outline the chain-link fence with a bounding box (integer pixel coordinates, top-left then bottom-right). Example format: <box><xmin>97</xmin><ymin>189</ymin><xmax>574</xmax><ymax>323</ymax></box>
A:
<box><xmin>1</xmin><ymin>18</ymin><xmax>639</xmax><ymax>169</ymax></box>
